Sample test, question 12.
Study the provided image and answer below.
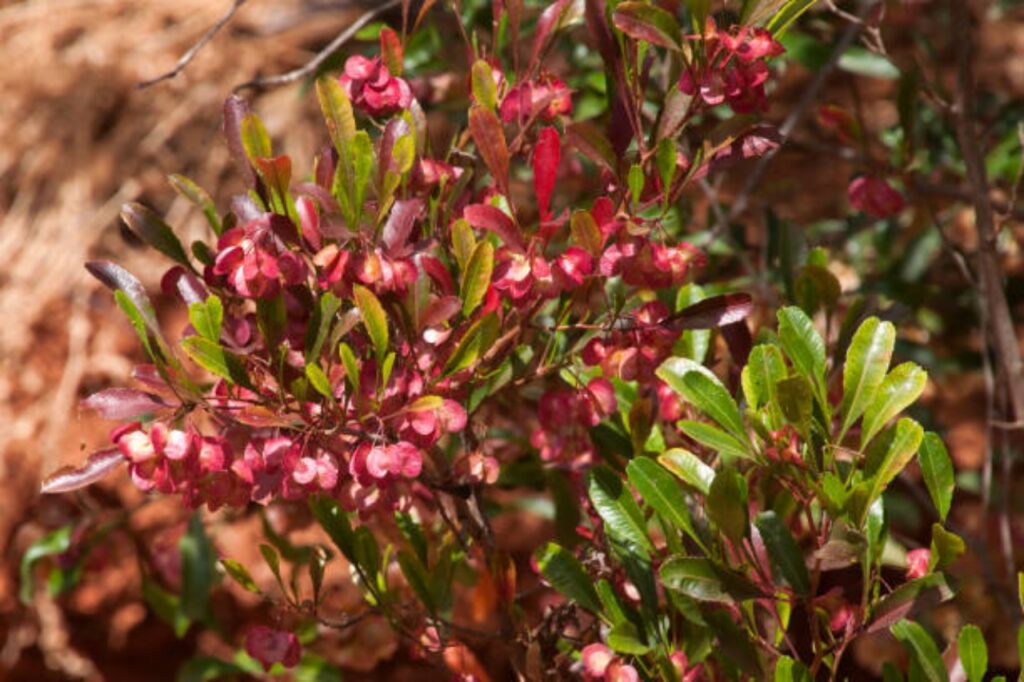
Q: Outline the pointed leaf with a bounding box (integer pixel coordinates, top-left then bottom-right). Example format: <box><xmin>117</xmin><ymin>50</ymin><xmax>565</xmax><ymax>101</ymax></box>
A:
<box><xmin>121</xmin><ymin>203</ymin><xmax>191</xmax><ymax>266</ymax></box>
<box><xmin>891</xmin><ymin>620</ymin><xmax>949</xmax><ymax>682</ymax></box>
<box><xmin>677</xmin><ymin>420</ymin><xmax>752</xmax><ymax>461</ymax></box>
<box><xmin>182</xmin><ymin>336</ymin><xmax>250</xmax><ymax>386</ymax></box>
<box><xmin>755</xmin><ymin>511</ymin><xmax>810</xmax><ymax>596</ymax></box>
<box><xmin>741</xmin><ymin>344</ymin><xmax>787</xmax><ymax>410</ymax></box>
<box><xmin>658</xmin><ymin>358</ymin><xmax>748</xmax><ymax>446</ymax></box>
<box><xmin>840</xmin><ymin>317</ymin><xmax>896</xmax><ymax>438</ymax></box>
<box><xmin>316</xmin><ymin>77</ymin><xmax>356</xmax><ymax>156</ymax></box>
<box><xmin>533</xmin><ymin>127</ymin><xmax>561</xmax><ymax>220</ymax></box>
<box><xmin>588</xmin><ymin>465</ymin><xmax>653</xmax><ymax>554</ymax></box>
<box><xmin>179</xmin><ymin>514</ymin><xmax>214</xmax><ymax>621</ymax></box>
<box><xmin>663</xmin><ymin>293</ymin><xmax>754</xmax><ymax>331</ymax></box>
<box><xmin>626</xmin><ymin>457</ymin><xmax>698</xmax><ymax>545</ymax></box>
<box><xmin>957</xmin><ymin>625</ymin><xmax>986</xmax><ymax>682</ymax></box>
<box><xmin>460</xmin><ymin>241</ymin><xmax>494</xmax><ymax>317</ymax></box>
<box><xmin>40</xmin><ymin>448</ymin><xmax>124</xmax><ymax>495</ymax></box>
<box><xmin>451</xmin><ymin>218</ymin><xmax>476</xmax><ymax>271</ymax></box>
<box><xmin>169</xmin><ymin>174</ymin><xmax>221</xmax><ymax>235</ymax></box>
<box><xmin>658</xmin><ymin>447</ymin><xmax>714</xmax><ymax>495</ymax></box>
<box><xmin>612</xmin><ymin>2</ymin><xmax>682</xmax><ymax>50</ymax></box>
<box><xmin>468</xmin><ymin>104</ymin><xmax>510</xmax><ymax>194</ymax></box>
<box><xmin>220</xmin><ymin>559</ymin><xmax>261</xmax><ymax>594</ymax></box>
<box><xmin>463</xmin><ymin>203</ymin><xmax>524</xmax><ymax>252</ymax></box>
<box><xmin>861</xmin><ymin>363</ymin><xmax>928</xmax><ymax>448</ymax></box>
<box><xmin>536</xmin><ymin>542</ymin><xmax>602</xmax><ymax>613</ymax></box>
<box><xmin>353</xmin><ymin>285</ymin><xmax>389</xmax><ymax>363</ymax></box>
<box><xmin>471</xmin><ymin>59</ymin><xmax>498</xmax><ymax>110</ymax></box>
<box><xmin>777</xmin><ymin>306</ymin><xmax>826</xmax><ymax>390</ymax></box>
<box><xmin>707</xmin><ymin>468</ymin><xmax>748</xmax><ymax>544</ymax></box>
<box><xmin>919</xmin><ymin>433</ymin><xmax>954</xmax><ymax>522</ymax></box>
<box><xmin>81</xmin><ymin>388</ymin><xmax>171</xmax><ymax>420</ymax></box>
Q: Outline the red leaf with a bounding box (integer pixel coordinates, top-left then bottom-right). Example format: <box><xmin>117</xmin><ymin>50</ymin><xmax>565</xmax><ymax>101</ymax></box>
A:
<box><xmin>468</xmin><ymin>105</ymin><xmax>510</xmax><ymax>195</ymax></box>
<box><xmin>379</xmin><ymin>27</ymin><xmax>404</xmax><ymax>76</ymax></box>
<box><xmin>41</xmin><ymin>448</ymin><xmax>125</xmax><ymax>495</ymax></box>
<box><xmin>222</xmin><ymin>95</ymin><xmax>255</xmax><ymax>186</ymax></box>
<box><xmin>661</xmin><ymin>293</ymin><xmax>754</xmax><ymax>330</ymax></box>
<box><xmin>463</xmin><ymin>204</ymin><xmax>525</xmax><ymax>253</ymax></box>
<box><xmin>530</xmin><ymin>0</ymin><xmax>577</xmax><ymax>71</ymax></box>
<box><xmin>82</xmin><ymin>388</ymin><xmax>174</xmax><ymax>420</ymax></box>
<box><xmin>382</xmin><ymin>198</ymin><xmax>423</xmax><ymax>255</ymax></box>
<box><xmin>611</xmin><ymin>2</ymin><xmax>682</xmax><ymax>51</ymax></box>
<box><xmin>533</xmin><ymin>127</ymin><xmax>561</xmax><ymax>221</ymax></box>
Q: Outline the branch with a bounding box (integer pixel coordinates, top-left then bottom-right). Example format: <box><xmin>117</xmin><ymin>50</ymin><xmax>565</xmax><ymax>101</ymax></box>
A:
<box><xmin>234</xmin><ymin>0</ymin><xmax>403</xmax><ymax>92</ymax></box>
<box><xmin>137</xmin><ymin>0</ymin><xmax>247</xmax><ymax>89</ymax></box>
<box><xmin>727</xmin><ymin>1</ymin><xmax>875</xmax><ymax>221</ymax></box>
<box><xmin>950</xmin><ymin>0</ymin><xmax>1024</xmax><ymax>585</ymax></box>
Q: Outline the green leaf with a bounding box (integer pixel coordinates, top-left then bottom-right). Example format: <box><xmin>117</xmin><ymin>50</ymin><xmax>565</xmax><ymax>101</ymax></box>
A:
<box><xmin>660</xmin><ymin>557</ymin><xmax>762</xmax><ymax>603</ymax></box>
<box><xmin>220</xmin><ymin>559</ymin><xmax>261</xmax><ymax>594</ymax></box>
<box><xmin>179</xmin><ymin>514</ymin><xmax>214</xmax><ymax>621</ymax></box>
<box><xmin>588</xmin><ymin>465</ymin><xmax>653</xmax><ymax>554</ymax></box>
<box><xmin>338</xmin><ymin>342</ymin><xmax>360</xmax><ymax>396</ymax></box>
<box><xmin>240</xmin><ymin>112</ymin><xmax>272</xmax><ymax>161</ymax></box>
<box><xmin>142</xmin><ymin>575</ymin><xmax>190</xmax><ymax>637</ymax></box>
<box><xmin>775</xmin><ymin>655</ymin><xmax>813</xmax><ymax>682</ymax></box>
<box><xmin>860</xmin><ymin>362</ymin><xmax>928</xmax><ymax>448</ymax></box>
<box><xmin>628</xmin><ymin>163</ymin><xmax>644</xmax><ymax>206</ymax></box>
<box><xmin>307</xmin><ymin>292</ymin><xmax>341</xmax><ymax>362</ymax></box>
<box><xmin>763</xmin><ymin>0</ymin><xmax>818</xmax><ymax>36</ymax></box>
<box><xmin>451</xmin><ymin>218</ymin><xmax>476</xmax><ymax>272</ymax></box>
<box><xmin>656</xmin><ymin>137</ymin><xmax>677</xmax><ymax>207</ymax></box>
<box><xmin>461</xmin><ymin>241</ymin><xmax>494</xmax><ymax>317</ymax></box>
<box><xmin>259</xmin><ymin>543</ymin><xmax>288</xmax><ymax>597</ymax></box>
<box><xmin>19</xmin><ymin>526</ymin><xmax>71</xmax><ymax>604</ymax></box>
<box><xmin>839</xmin><ymin>47</ymin><xmax>901</xmax><ymax>80</ymax></box>
<box><xmin>890</xmin><ymin>620</ymin><xmax>949</xmax><ymax>682</ymax></box>
<box><xmin>471</xmin><ymin>59</ymin><xmax>498</xmax><ymax>110</ymax></box>
<box><xmin>535</xmin><ymin>542</ymin><xmax>602</xmax><ymax>614</ymax></box>
<box><xmin>919</xmin><ymin>433</ymin><xmax>954</xmax><ymax>522</ymax></box>
<box><xmin>659</xmin><ymin>447</ymin><xmax>714</xmax><ymax>495</ymax></box>
<box><xmin>675</xmin><ymin>285</ymin><xmax>711</xmax><ymax>363</ymax></box>
<box><xmin>607</xmin><ymin>621</ymin><xmax>651</xmax><ymax>655</ymax></box>
<box><xmin>316</xmin><ymin>77</ymin><xmax>356</xmax><ymax>157</ymax></box>
<box><xmin>188</xmin><ymin>296</ymin><xmax>223</xmax><ymax>344</ymax></box>
<box><xmin>169</xmin><ymin>174</ymin><xmax>221</xmax><ymax>235</ymax></box>
<box><xmin>776</xmin><ymin>375</ymin><xmax>813</xmax><ymax>432</ymax></box>
<box><xmin>929</xmin><ymin>524</ymin><xmax>965</xmax><ymax>571</ymax></box>
<box><xmin>121</xmin><ymin>203</ymin><xmax>191</xmax><ymax>267</ymax></box>
<box><xmin>687</xmin><ymin>0</ymin><xmax>712</xmax><ymax>31</ymax></box>
<box><xmin>658</xmin><ymin>358</ymin><xmax>748</xmax><ymax>446</ymax></box>
<box><xmin>397</xmin><ymin>550</ymin><xmax>435</xmax><ymax>613</ymax></box>
<box><xmin>703</xmin><ymin>605</ymin><xmax>764</xmax><ymax>677</ymax></box>
<box><xmin>755</xmin><ymin>511</ymin><xmax>810</xmax><ymax>596</ymax></box>
<box><xmin>957</xmin><ymin>624</ymin><xmax>987</xmax><ymax>682</ymax></box>
<box><xmin>742</xmin><ymin>344</ymin><xmax>787</xmax><ymax>410</ymax></box>
<box><xmin>677</xmin><ymin>420</ymin><xmax>752</xmax><ymax>461</ymax></box>
<box><xmin>626</xmin><ymin>457</ymin><xmax>699</xmax><ymax>547</ymax></box>
<box><xmin>707</xmin><ymin>468</ymin><xmax>748</xmax><ymax>544</ymax></box>
<box><xmin>442</xmin><ymin>312</ymin><xmax>498</xmax><ymax>377</ymax></box>
<box><xmin>305</xmin><ymin>363</ymin><xmax>334</xmax><ymax>399</ymax></box>
<box><xmin>181</xmin><ymin>336</ymin><xmax>249</xmax><ymax>386</ymax></box>
<box><xmin>309</xmin><ymin>495</ymin><xmax>357</xmax><ymax>564</ymax></box>
<box><xmin>350</xmin><ymin>131</ymin><xmax>374</xmax><ymax>226</ymax></box>
<box><xmin>840</xmin><ymin>317</ymin><xmax>896</xmax><ymax>438</ymax></box>
<box><xmin>353</xmin><ymin>284</ymin><xmax>388</xmax><ymax>363</ymax></box>
<box><xmin>612</xmin><ymin>1</ymin><xmax>683</xmax><ymax>50</ymax></box>
<box><xmin>777</xmin><ymin>306</ymin><xmax>826</xmax><ymax>393</ymax></box>
<box><xmin>860</xmin><ymin>418</ymin><xmax>924</xmax><ymax>522</ymax></box>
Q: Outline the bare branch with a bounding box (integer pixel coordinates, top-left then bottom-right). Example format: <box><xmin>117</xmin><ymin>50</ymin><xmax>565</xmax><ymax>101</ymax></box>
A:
<box><xmin>950</xmin><ymin>0</ymin><xmax>1024</xmax><ymax>583</ymax></box>
<box><xmin>234</xmin><ymin>0</ymin><xmax>403</xmax><ymax>93</ymax></box>
<box><xmin>137</xmin><ymin>0</ymin><xmax>247</xmax><ymax>89</ymax></box>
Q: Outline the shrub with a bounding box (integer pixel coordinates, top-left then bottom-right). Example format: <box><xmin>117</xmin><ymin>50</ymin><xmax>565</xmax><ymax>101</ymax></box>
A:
<box><xmin>31</xmin><ymin>1</ymin><xmax>993</xmax><ymax>679</ymax></box>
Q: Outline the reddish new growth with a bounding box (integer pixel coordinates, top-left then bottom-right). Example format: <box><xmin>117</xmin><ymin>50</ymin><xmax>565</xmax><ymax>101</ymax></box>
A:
<box><xmin>679</xmin><ymin>20</ymin><xmax>785</xmax><ymax>114</ymax></box>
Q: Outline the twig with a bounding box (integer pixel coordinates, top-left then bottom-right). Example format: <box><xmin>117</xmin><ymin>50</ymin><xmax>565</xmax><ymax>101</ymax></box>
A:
<box><xmin>950</xmin><ymin>0</ymin><xmax>1024</xmax><ymax>582</ymax></box>
<box><xmin>137</xmin><ymin>0</ymin><xmax>247</xmax><ymax>89</ymax></box>
<box><xmin>234</xmin><ymin>0</ymin><xmax>403</xmax><ymax>92</ymax></box>
<box><xmin>726</xmin><ymin>1</ymin><xmax>875</xmax><ymax>222</ymax></box>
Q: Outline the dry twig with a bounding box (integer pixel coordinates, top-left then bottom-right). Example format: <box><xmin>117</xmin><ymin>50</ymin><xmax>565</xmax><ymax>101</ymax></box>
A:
<box><xmin>234</xmin><ymin>0</ymin><xmax>402</xmax><ymax>92</ymax></box>
<box><xmin>137</xmin><ymin>0</ymin><xmax>248</xmax><ymax>88</ymax></box>
<box><xmin>950</xmin><ymin>0</ymin><xmax>1024</xmax><ymax>581</ymax></box>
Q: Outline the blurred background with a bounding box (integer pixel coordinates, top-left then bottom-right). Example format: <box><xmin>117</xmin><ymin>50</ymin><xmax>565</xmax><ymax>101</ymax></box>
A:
<box><xmin>0</xmin><ymin>0</ymin><xmax>1022</xmax><ymax>679</ymax></box>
